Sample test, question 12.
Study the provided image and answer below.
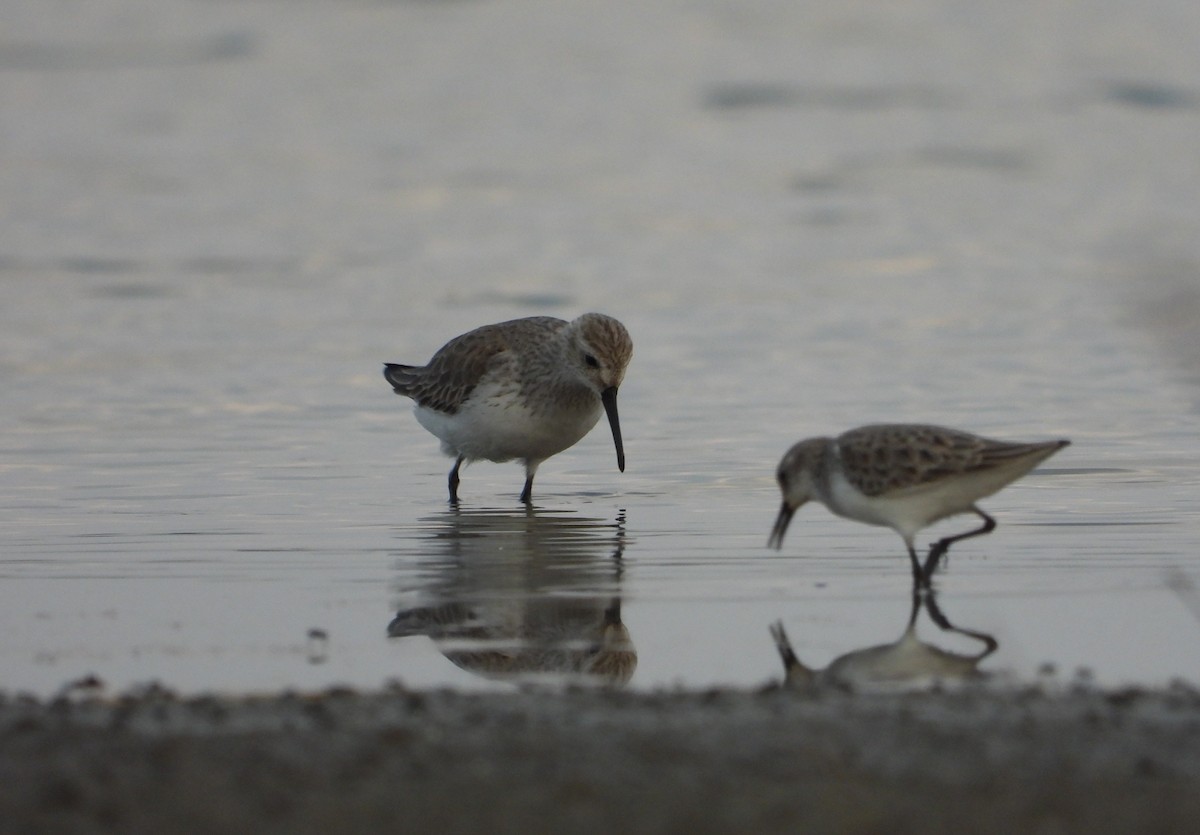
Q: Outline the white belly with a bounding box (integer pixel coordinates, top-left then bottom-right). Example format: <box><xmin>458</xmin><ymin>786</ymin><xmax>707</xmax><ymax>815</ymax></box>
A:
<box><xmin>824</xmin><ymin>471</ymin><xmax>973</xmax><ymax>540</ymax></box>
<box><xmin>415</xmin><ymin>389</ymin><xmax>601</xmax><ymax>464</ymax></box>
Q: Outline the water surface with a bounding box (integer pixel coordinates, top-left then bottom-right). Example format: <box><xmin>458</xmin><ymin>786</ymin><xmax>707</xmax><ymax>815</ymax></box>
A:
<box><xmin>3</xmin><ymin>0</ymin><xmax>1200</xmax><ymax>696</ymax></box>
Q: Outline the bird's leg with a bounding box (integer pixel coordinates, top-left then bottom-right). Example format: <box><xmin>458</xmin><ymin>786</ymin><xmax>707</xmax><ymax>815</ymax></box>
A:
<box><xmin>448</xmin><ymin>456</ymin><xmax>464</xmax><ymax>504</ymax></box>
<box><xmin>906</xmin><ymin>542</ymin><xmax>929</xmax><ymax>589</ymax></box>
<box><xmin>922</xmin><ymin>508</ymin><xmax>996</xmax><ymax>579</ymax></box>
<box><xmin>519</xmin><ymin>461</ymin><xmax>537</xmax><ymax>505</ymax></box>
<box><xmin>905</xmin><ymin>586</ymin><xmax>923</xmax><ymax>627</ymax></box>
<box><xmin>921</xmin><ymin>587</ymin><xmax>959</xmax><ymax>633</ymax></box>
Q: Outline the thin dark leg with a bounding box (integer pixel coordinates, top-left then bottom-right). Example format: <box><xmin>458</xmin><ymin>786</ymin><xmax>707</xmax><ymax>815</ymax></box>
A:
<box><xmin>905</xmin><ymin>586</ymin><xmax>923</xmax><ymax>627</ymax></box>
<box><xmin>922</xmin><ymin>508</ymin><xmax>996</xmax><ymax>580</ymax></box>
<box><xmin>906</xmin><ymin>544</ymin><xmax>927</xmax><ymax>588</ymax></box>
<box><xmin>519</xmin><ymin>472</ymin><xmax>535</xmax><ymax>504</ymax></box>
<box><xmin>448</xmin><ymin>456</ymin><xmax>464</xmax><ymax>504</ymax></box>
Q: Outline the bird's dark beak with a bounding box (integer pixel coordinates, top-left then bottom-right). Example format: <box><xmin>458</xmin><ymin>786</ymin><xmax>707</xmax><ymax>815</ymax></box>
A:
<box><xmin>601</xmin><ymin>386</ymin><xmax>624</xmax><ymax>472</ymax></box>
<box><xmin>767</xmin><ymin>501</ymin><xmax>797</xmax><ymax>550</ymax></box>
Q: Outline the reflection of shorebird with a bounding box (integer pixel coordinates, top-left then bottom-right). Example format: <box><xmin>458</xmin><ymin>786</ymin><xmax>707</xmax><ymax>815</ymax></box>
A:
<box><xmin>770</xmin><ymin>590</ymin><xmax>997</xmax><ymax>692</ymax></box>
<box><xmin>383</xmin><ymin>314</ymin><xmax>632</xmax><ymax>503</ymax></box>
<box><xmin>388</xmin><ymin>508</ymin><xmax>635</xmax><ymax>687</ymax></box>
<box><xmin>768</xmin><ymin>424</ymin><xmax>1069</xmax><ymax>585</ymax></box>
<box><xmin>390</xmin><ymin>597</ymin><xmax>633</xmax><ymax>685</ymax></box>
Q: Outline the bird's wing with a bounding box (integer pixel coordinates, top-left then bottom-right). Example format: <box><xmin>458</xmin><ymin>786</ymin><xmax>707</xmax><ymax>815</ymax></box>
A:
<box><xmin>836</xmin><ymin>424</ymin><xmax>993</xmax><ymax>497</ymax></box>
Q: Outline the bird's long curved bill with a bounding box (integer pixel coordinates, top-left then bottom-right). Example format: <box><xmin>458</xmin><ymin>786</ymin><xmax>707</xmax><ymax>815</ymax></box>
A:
<box><xmin>601</xmin><ymin>386</ymin><xmax>625</xmax><ymax>472</ymax></box>
<box><xmin>767</xmin><ymin>502</ymin><xmax>796</xmax><ymax>550</ymax></box>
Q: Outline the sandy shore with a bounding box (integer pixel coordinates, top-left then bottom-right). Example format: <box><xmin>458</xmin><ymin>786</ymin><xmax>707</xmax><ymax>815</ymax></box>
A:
<box><xmin>4</xmin><ymin>683</ymin><xmax>1200</xmax><ymax>834</ymax></box>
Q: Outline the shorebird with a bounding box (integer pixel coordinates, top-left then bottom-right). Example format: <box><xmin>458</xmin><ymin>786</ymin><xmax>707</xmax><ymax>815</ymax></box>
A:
<box><xmin>768</xmin><ymin>424</ymin><xmax>1069</xmax><ymax>585</ymax></box>
<box><xmin>384</xmin><ymin>313</ymin><xmax>632</xmax><ymax>503</ymax></box>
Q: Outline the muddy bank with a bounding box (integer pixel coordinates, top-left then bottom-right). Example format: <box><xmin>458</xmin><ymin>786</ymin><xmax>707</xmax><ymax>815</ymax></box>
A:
<box><xmin>4</xmin><ymin>683</ymin><xmax>1200</xmax><ymax>834</ymax></box>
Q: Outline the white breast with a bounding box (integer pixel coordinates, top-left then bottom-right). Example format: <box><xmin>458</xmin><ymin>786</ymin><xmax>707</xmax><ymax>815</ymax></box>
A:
<box><xmin>824</xmin><ymin>470</ymin><xmax>969</xmax><ymax>540</ymax></box>
<box><xmin>415</xmin><ymin>381</ymin><xmax>601</xmax><ymax>464</ymax></box>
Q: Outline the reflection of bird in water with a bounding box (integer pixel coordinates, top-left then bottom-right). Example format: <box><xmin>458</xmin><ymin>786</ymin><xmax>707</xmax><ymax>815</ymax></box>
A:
<box><xmin>388</xmin><ymin>507</ymin><xmax>635</xmax><ymax>687</ymax></box>
<box><xmin>390</xmin><ymin>597</ymin><xmax>634</xmax><ymax>685</ymax></box>
<box><xmin>770</xmin><ymin>589</ymin><xmax>996</xmax><ymax>692</ymax></box>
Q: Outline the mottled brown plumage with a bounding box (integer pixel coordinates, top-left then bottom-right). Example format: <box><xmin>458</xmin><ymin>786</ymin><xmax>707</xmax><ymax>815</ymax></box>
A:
<box><xmin>384</xmin><ymin>314</ymin><xmax>632</xmax><ymax>503</ymax></box>
<box><xmin>835</xmin><ymin>424</ymin><xmax>1060</xmax><ymax>498</ymax></box>
<box><xmin>770</xmin><ymin>423</ymin><xmax>1070</xmax><ymax>586</ymax></box>
<box><xmin>385</xmin><ymin>317</ymin><xmax>564</xmax><ymax>415</ymax></box>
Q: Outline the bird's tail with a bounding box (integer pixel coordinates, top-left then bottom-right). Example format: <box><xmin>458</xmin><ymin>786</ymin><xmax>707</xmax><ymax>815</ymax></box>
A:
<box><xmin>383</xmin><ymin>363</ymin><xmax>421</xmax><ymax>396</ymax></box>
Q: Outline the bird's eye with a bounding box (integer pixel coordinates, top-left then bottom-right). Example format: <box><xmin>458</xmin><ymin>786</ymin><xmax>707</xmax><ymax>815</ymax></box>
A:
<box><xmin>777</xmin><ymin>469</ymin><xmax>788</xmax><ymax>488</ymax></box>
<box><xmin>584</xmin><ymin>353</ymin><xmax>600</xmax><ymax>368</ymax></box>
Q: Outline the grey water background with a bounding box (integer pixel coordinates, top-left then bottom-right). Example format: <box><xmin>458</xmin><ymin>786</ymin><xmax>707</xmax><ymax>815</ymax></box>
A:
<box><xmin>3</xmin><ymin>0</ymin><xmax>1200</xmax><ymax>695</ymax></box>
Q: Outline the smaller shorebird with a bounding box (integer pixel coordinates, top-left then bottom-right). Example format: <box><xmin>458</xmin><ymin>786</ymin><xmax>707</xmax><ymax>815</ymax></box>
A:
<box><xmin>384</xmin><ymin>313</ymin><xmax>632</xmax><ymax>503</ymax></box>
<box><xmin>768</xmin><ymin>424</ymin><xmax>1069</xmax><ymax>585</ymax></box>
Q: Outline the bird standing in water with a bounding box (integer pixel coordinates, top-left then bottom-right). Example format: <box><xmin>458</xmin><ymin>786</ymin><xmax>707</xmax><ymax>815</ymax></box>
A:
<box><xmin>385</xmin><ymin>313</ymin><xmax>632</xmax><ymax>504</ymax></box>
<box><xmin>769</xmin><ymin>424</ymin><xmax>1069</xmax><ymax>585</ymax></box>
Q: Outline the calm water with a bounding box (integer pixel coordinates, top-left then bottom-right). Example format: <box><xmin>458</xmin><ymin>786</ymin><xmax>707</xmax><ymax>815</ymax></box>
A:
<box><xmin>3</xmin><ymin>0</ymin><xmax>1200</xmax><ymax>696</ymax></box>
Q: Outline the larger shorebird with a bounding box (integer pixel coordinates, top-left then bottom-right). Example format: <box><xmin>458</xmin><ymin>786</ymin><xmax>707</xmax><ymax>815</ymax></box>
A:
<box><xmin>768</xmin><ymin>424</ymin><xmax>1069</xmax><ymax>585</ymax></box>
<box><xmin>384</xmin><ymin>314</ymin><xmax>632</xmax><ymax>504</ymax></box>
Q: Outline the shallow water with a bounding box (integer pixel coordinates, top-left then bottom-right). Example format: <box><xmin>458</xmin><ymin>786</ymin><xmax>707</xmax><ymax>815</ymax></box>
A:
<box><xmin>3</xmin><ymin>0</ymin><xmax>1200</xmax><ymax>696</ymax></box>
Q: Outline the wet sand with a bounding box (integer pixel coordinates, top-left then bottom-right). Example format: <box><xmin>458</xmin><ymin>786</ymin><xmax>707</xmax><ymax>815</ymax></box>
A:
<box><xmin>5</xmin><ymin>684</ymin><xmax>1200</xmax><ymax>834</ymax></box>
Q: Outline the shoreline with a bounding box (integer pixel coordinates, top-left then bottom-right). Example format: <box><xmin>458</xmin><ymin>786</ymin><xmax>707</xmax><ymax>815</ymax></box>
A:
<box><xmin>5</xmin><ymin>683</ymin><xmax>1200</xmax><ymax>833</ymax></box>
